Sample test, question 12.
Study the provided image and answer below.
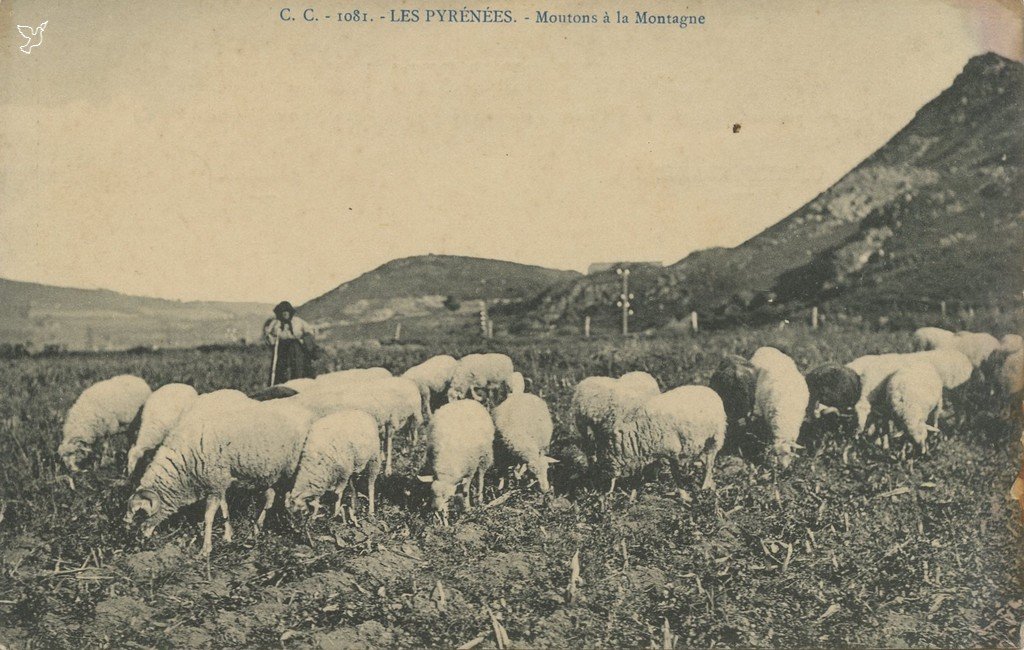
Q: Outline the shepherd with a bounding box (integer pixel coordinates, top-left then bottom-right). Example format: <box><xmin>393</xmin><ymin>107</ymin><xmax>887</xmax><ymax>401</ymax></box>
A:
<box><xmin>264</xmin><ymin>301</ymin><xmax>316</xmax><ymax>385</ymax></box>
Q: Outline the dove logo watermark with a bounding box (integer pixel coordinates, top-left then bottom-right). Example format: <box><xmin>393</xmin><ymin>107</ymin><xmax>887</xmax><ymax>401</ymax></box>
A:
<box><xmin>17</xmin><ymin>21</ymin><xmax>48</xmax><ymax>54</ymax></box>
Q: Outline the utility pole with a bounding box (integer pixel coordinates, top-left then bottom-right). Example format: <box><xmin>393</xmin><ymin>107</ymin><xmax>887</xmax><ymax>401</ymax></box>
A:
<box><xmin>616</xmin><ymin>268</ymin><xmax>634</xmax><ymax>336</ymax></box>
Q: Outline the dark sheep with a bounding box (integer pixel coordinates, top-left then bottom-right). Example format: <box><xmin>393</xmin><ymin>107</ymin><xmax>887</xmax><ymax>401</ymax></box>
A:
<box><xmin>709</xmin><ymin>354</ymin><xmax>758</xmax><ymax>424</ymax></box>
<box><xmin>806</xmin><ymin>364</ymin><xmax>861</xmax><ymax>410</ymax></box>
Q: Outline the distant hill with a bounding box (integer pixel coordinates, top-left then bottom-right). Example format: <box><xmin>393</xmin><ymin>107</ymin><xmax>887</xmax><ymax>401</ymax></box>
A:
<box><xmin>526</xmin><ymin>52</ymin><xmax>1024</xmax><ymax>331</ymax></box>
<box><xmin>0</xmin><ymin>278</ymin><xmax>272</xmax><ymax>350</ymax></box>
<box><xmin>299</xmin><ymin>254</ymin><xmax>580</xmax><ymax>339</ymax></box>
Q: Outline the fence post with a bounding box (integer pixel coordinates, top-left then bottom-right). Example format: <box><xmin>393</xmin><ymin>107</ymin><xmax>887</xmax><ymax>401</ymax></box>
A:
<box><xmin>393</xmin><ymin>322</ymin><xmax>402</xmax><ymax>341</ymax></box>
<box><xmin>584</xmin><ymin>315</ymin><xmax>591</xmax><ymax>338</ymax></box>
<box><xmin>940</xmin><ymin>300</ymin><xmax>947</xmax><ymax>318</ymax></box>
<box><xmin>690</xmin><ymin>311</ymin><xmax>699</xmax><ymax>332</ymax></box>
<box><xmin>811</xmin><ymin>306</ymin><xmax>819</xmax><ymax>330</ymax></box>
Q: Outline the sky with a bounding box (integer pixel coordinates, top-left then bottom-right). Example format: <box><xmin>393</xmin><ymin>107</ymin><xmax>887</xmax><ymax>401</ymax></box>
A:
<box><xmin>0</xmin><ymin>0</ymin><xmax>1021</xmax><ymax>304</ymax></box>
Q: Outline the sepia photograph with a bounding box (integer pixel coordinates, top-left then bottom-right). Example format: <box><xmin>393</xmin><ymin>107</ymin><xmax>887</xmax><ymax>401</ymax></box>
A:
<box><xmin>1</xmin><ymin>0</ymin><xmax>1022</xmax><ymax>647</ymax></box>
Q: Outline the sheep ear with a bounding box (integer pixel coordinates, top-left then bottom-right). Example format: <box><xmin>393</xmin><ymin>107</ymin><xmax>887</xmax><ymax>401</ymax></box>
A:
<box><xmin>543</xmin><ymin>456</ymin><xmax>559</xmax><ymax>464</ymax></box>
<box><xmin>790</xmin><ymin>442</ymin><xmax>805</xmax><ymax>451</ymax></box>
<box><xmin>417</xmin><ymin>475</ymin><xmax>434</xmax><ymax>484</ymax></box>
<box><xmin>923</xmin><ymin>423</ymin><xmax>940</xmax><ymax>433</ymax></box>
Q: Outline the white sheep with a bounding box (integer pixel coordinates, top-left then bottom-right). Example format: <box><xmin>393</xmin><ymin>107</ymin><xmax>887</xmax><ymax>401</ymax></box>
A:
<box><xmin>281</xmin><ymin>377</ymin><xmax>317</xmax><ymax>392</ymax></box>
<box><xmin>127</xmin><ymin>383</ymin><xmax>199</xmax><ymax>477</ymax></box>
<box><xmin>1000</xmin><ymin>334</ymin><xmax>1024</xmax><ymax>355</ymax></box>
<box><xmin>126</xmin><ymin>398</ymin><xmax>315</xmax><ymax>554</ymax></box>
<box><xmin>315</xmin><ymin>367</ymin><xmax>392</xmax><ymax>389</ymax></box>
<box><xmin>571</xmin><ymin>374</ymin><xmax>661</xmax><ymax>465</ymax></box>
<box><xmin>418</xmin><ymin>400</ymin><xmax>495</xmax><ymax>524</ymax></box>
<box><xmin>903</xmin><ymin>349</ymin><xmax>974</xmax><ymax>390</ymax></box>
<box><xmin>948</xmin><ymin>331</ymin><xmax>1001</xmax><ymax>368</ymax></box>
<box><xmin>601</xmin><ymin>386</ymin><xmax>726</xmax><ymax>500</ymax></box>
<box><xmin>750</xmin><ymin>346</ymin><xmax>800</xmax><ymax>373</ymax></box>
<box><xmin>286</xmin><ymin>410</ymin><xmax>382</xmax><ymax>522</ymax></box>
<box><xmin>617</xmin><ymin>371</ymin><xmax>661</xmax><ymax>395</ymax></box>
<box><xmin>912</xmin><ymin>327</ymin><xmax>956</xmax><ymax>351</ymax></box>
<box><xmin>447</xmin><ymin>353</ymin><xmax>515</xmax><ymax>403</ymax></box>
<box><xmin>294</xmin><ymin>376</ymin><xmax>422</xmax><ymax>476</ymax></box>
<box><xmin>491</xmin><ymin>393</ymin><xmax>556</xmax><ymax>492</ymax></box>
<box><xmin>751</xmin><ymin>350</ymin><xmax>809</xmax><ymax>467</ymax></box>
<box><xmin>846</xmin><ymin>350</ymin><xmax>970</xmax><ymax>435</ymax></box>
<box><xmin>875</xmin><ymin>362</ymin><xmax>943</xmax><ymax>453</ymax></box>
<box><xmin>59</xmin><ymin>374</ymin><xmax>152</xmax><ymax>471</ymax></box>
<box><xmin>509</xmin><ymin>371</ymin><xmax>526</xmax><ymax>395</ymax></box>
<box><xmin>401</xmin><ymin>355</ymin><xmax>458</xmax><ymax>418</ymax></box>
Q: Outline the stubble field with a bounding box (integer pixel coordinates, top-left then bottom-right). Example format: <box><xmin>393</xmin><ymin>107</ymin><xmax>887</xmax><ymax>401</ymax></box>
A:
<box><xmin>1</xmin><ymin>324</ymin><xmax>1022</xmax><ymax>648</ymax></box>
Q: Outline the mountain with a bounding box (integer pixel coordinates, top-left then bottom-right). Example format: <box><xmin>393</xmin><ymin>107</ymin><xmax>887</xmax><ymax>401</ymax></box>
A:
<box><xmin>0</xmin><ymin>278</ymin><xmax>272</xmax><ymax>350</ymax></box>
<box><xmin>299</xmin><ymin>254</ymin><xmax>581</xmax><ymax>338</ymax></box>
<box><xmin>527</xmin><ymin>52</ymin><xmax>1024</xmax><ymax>331</ymax></box>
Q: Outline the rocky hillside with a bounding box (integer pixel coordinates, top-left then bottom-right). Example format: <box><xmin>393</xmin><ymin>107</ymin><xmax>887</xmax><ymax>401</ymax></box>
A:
<box><xmin>300</xmin><ymin>255</ymin><xmax>580</xmax><ymax>337</ymax></box>
<box><xmin>527</xmin><ymin>53</ymin><xmax>1023</xmax><ymax>331</ymax></box>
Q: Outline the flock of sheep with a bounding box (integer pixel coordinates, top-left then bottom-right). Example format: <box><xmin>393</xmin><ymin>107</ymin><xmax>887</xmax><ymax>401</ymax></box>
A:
<box><xmin>55</xmin><ymin>328</ymin><xmax>1023</xmax><ymax>556</ymax></box>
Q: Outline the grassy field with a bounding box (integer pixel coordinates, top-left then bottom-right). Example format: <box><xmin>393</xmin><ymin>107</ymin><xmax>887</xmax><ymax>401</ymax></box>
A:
<box><xmin>1</xmin><ymin>325</ymin><xmax>1022</xmax><ymax>648</ymax></box>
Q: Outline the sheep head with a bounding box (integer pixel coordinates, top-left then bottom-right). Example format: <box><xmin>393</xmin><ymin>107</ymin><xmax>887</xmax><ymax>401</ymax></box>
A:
<box><xmin>125</xmin><ymin>488</ymin><xmax>165</xmax><ymax>537</ymax></box>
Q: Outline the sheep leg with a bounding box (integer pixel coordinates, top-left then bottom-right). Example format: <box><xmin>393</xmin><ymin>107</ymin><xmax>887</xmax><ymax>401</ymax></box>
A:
<box><xmin>608</xmin><ymin>476</ymin><xmax>617</xmax><ymax>495</ymax></box>
<box><xmin>220</xmin><ymin>495</ymin><xmax>232</xmax><ymax>542</ymax></box>
<box><xmin>384</xmin><ymin>427</ymin><xmax>394</xmax><ymax>477</ymax></box>
<box><xmin>334</xmin><ymin>476</ymin><xmax>351</xmax><ymax>522</ymax></box>
<box><xmin>477</xmin><ymin>467</ymin><xmax>486</xmax><ymax>506</ymax></box>
<box><xmin>255</xmin><ymin>487</ymin><xmax>275</xmax><ymax>533</ymax></box>
<box><xmin>702</xmin><ymin>447</ymin><xmax>719</xmax><ymax>491</ymax></box>
<box><xmin>350</xmin><ymin>475</ymin><xmax>359</xmax><ymax>516</ymax></box>
<box><xmin>667</xmin><ymin>457</ymin><xmax>693</xmax><ymax>503</ymax></box>
<box><xmin>366</xmin><ymin>459</ymin><xmax>380</xmax><ymax>517</ymax></box>
<box><xmin>99</xmin><ymin>438</ymin><xmax>115</xmax><ymax>467</ymax></box>
<box><xmin>202</xmin><ymin>496</ymin><xmax>219</xmax><ymax>556</ymax></box>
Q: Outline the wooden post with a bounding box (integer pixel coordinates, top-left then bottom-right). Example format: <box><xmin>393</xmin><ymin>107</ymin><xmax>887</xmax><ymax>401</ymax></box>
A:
<box><xmin>690</xmin><ymin>311</ymin><xmax>699</xmax><ymax>332</ymax></box>
<box><xmin>584</xmin><ymin>315</ymin><xmax>591</xmax><ymax>338</ymax></box>
<box><xmin>811</xmin><ymin>306</ymin><xmax>819</xmax><ymax>330</ymax></box>
<box><xmin>486</xmin><ymin>319</ymin><xmax>494</xmax><ymax>339</ymax></box>
<box><xmin>940</xmin><ymin>300</ymin><xmax>947</xmax><ymax>318</ymax></box>
<box><xmin>393</xmin><ymin>322</ymin><xmax>401</xmax><ymax>341</ymax></box>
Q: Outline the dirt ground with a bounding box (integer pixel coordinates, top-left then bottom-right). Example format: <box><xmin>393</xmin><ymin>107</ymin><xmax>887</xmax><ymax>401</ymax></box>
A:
<box><xmin>1</xmin><ymin>328</ymin><xmax>1022</xmax><ymax>647</ymax></box>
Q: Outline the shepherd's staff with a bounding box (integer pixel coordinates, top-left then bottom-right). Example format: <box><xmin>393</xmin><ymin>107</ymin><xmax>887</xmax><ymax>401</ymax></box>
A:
<box><xmin>269</xmin><ymin>336</ymin><xmax>280</xmax><ymax>386</ymax></box>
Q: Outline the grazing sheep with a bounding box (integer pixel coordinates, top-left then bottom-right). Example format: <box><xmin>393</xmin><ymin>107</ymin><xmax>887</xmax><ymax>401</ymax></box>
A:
<box><xmin>509</xmin><ymin>371</ymin><xmax>527</xmax><ymax>395</ymax></box>
<box><xmin>447</xmin><ymin>353</ymin><xmax>515</xmax><ymax>403</ymax></box>
<box><xmin>418</xmin><ymin>400</ymin><xmax>495</xmax><ymax>524</ymax></box>
<box><xmin>600</xmin><ymin>386</ymin><xmax>726</xmax><ymax>500</ymax></box>
<box><xmin>402</xmin><ymin>355</ymin><xmax>457</xmax><ymax>418</ymax></box>
<box><xmin>282</xmin><ymin>377</ymin><xmax>316</xmax><ymax>392</ymax></box>
<box><xmin>126</xmin><ymin>399</ymin><xmax>315</xmax><ymax>554</ymax></box>
<box><xmin>751</xmin><ymin>349</ymin><xmax>809</xmax><ymax>467</ymax></box>
<box><xmin>947</xmin><ymin>331</ymin><xmax>1001</xmax><ymax>368</ymax></box>
<box><xmin>127</xmin><ymin>383</ymin><xmax>199</xmax><ymax>477</ymax></box>
<box><xmin>847</xmin><ymin>354</ymin><xmax>927</xmax><ymax>434</ymax></box>
<box><xmin>294</xmin><ymin>377</ymin><xmax>422</xmax><ymax>476</ymax></box>
<box><xmin>751</xmin><ymin>346</ymin><xmax>800</xmax><ymax>373</ymax></box>
<box><xmin>1000</xmin><ymin>334</ymin><xmax>1024</xmax><ymax>355</ymax></box>
<box><xmin>912</xmin><ymin>327</ymin><xmax>956</xmax><ymax>351</ymax></box>
<box><xmin>904</xmin><ymin>349</ymin><xmax>974</xmax><ymax>390</ymax></box>
<box><xmin>805</xmin><ymin>364</ymin><xmax>861</xmax><ymax>414</ymax></box>
<box><xmin>875</xmin><ymin>362</ymin><xmax>943</xmax><ymax>453</ymax></box>
<box><xmin>999</xmin><ymin>350</ymin><xmax>1024</xmax><ymax>404</ymax></box>
<box><xmin>491</xmin><ymin>393</ymin><xmax>556</xmax><ymax>492</ymax></box>
<box><xmin>286</xmin><ymin>410</ymin><xmax>381</xmax><ymax>522</ymax></box>
<box><xmin>59</xmin><ymin>375</ymin><xmax>152</xmax><ymax>472</ymax></box>
<box><xmin>315</xmin><ymin>367</ymin><xmax>393</xmax><ymax>389</ymax></box>
<box><xmin>617</xmin><ymin>371</ymin><xmax>661</xmax><ymax>395</ymax></box>
<box><xmin>709</xmin><ymin>354</ymin><xmax>758</xmax><ymax>426</ymax></box>
<box><xmin>571</xmin><ymin>374</ymin><xmax>661</xmax><ymax>465</ymax></box>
